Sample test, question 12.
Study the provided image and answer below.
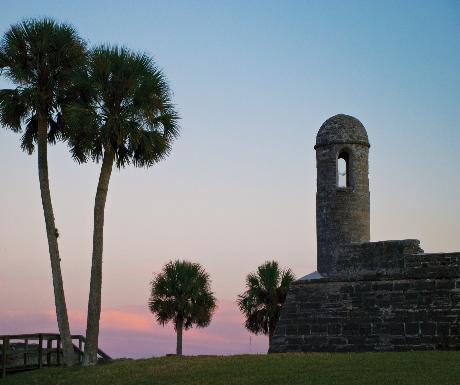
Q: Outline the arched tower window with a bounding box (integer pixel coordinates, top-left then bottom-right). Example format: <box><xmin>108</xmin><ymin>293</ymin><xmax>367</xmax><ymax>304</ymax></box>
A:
<box><xmin>337</xmin><ymin>151</ymin><xmax>349</xmax><ymax>187</ymax></box>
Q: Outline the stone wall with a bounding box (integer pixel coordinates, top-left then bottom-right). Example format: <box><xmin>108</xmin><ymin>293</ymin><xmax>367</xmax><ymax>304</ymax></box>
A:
<box><xmin>405</xmin><ymin>253</ymin><xmax>460</xmax><ymax>278</ymax></box>
<box><xmin>334</xmin><ymin>239</ymin><xmax>423</xmax><ymax>277</ymax></box>
<box><xmin>270</xmin><ymin>252</ymin><xmax>460</xmax><ymax>353</ymax></box>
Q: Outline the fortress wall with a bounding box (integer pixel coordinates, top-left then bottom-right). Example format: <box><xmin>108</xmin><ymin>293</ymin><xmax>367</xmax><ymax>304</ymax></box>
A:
<box><xmin>270</xmin><ymin>253</ymin><xmax>460</xmax><ymax>353</ymax></box>
<box><xmin>405</xmin><ymin>253</ymin><xmax>460</xmax><ymax>278</ymax></box>
<box><xmin>270</xmin><ymin>274</ymin><xmax>460</xmax><ymax>353</ymax></box>
<box><xmin>334</xmin><ymin>239</ymin><xmax>423</xmax><ymax>277</ymax></box>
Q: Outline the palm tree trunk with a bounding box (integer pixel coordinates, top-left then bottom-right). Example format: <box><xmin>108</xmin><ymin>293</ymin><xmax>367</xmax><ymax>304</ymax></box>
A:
<box><xmin>176</xmin><ymin>319</ymin><xmax>183</xmax><ymax>356</ymax></box>
<box><xmin>83</xmin><ymin>149</ymin><xmax>115</xmax><ymax>365</ymax></box>
<box><xmin>37</xmin><ymin>114</ymin><xmax>76</xmax><ymax>366</ymax></box>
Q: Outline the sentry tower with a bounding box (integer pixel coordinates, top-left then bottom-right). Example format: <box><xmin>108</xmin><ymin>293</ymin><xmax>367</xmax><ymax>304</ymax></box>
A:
<box><xmin>315</xmin><ymin>114</ymin><xmax>370</xmax><ymax>275</ymax></box>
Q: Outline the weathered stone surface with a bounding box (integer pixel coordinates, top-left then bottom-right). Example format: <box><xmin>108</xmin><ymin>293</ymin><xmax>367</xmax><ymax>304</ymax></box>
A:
<box><xmin>405</xmin><ymin>253</ymin><xmax>460</xmax><ymax>278</ymax></box>
<box><xmin>315</xmin><ymin>115</ymin><xmax>370</xmax><ymax>276</ymax></box>
<box><xmin>334</xmin><ymin>239</ymin><xmax>423</xmax><ymax>277</ymax></box>
<box><xmin>270</xmin><ymin>260</ymin><xmax>460</xmax><ymax>353</ymax></box>
<box><xmin>315</xmin><ymin>114</ymin><xmax>369</xmax><ymax>148</ymax></box>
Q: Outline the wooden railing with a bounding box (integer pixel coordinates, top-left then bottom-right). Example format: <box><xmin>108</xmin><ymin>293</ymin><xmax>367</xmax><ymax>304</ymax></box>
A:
<box><xmin>0</xmin><ymin>333</ymin><xmax>111</xmax><ymax>378</ymax></box>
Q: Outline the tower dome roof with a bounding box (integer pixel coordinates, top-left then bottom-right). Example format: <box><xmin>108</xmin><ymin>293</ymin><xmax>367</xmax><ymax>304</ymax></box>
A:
<box><xmin>315</xmin><ymin>114</ymin><xmax>369</xmax><ymax>148</ymax></box>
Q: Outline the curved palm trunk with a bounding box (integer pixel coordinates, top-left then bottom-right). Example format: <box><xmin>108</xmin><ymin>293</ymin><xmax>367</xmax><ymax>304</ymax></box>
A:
<box><xmin>37</xmin><ymin>115</ymin><xmax>76</xmax><ymax>366</ymax></box>
<box><xmin>83</xmin><ymin>150</ymin><xmax>114</xmax><ymax>365</ymax></box>
<box><xmin>176</xmin><ymin>319</ymin><xmax>183</xmax><ymax>356</ymax></box>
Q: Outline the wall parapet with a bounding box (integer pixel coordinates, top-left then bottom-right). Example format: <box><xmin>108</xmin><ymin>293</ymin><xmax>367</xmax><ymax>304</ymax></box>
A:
<box><xmin>333</xmin><ymin>239</ymin><xmax>423</xmax><ymax>277</ymax></box>
<box><xmin>405</xmin><ymin>253</ymin><xmax>460</xmax><ymax>278</ymax></box>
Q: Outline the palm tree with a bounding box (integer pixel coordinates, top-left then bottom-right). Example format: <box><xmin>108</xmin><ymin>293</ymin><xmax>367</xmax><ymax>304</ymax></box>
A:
<box><xmin>148</xmin><ymin>260</ymin><xmax>217</xmax><ymax>355</ymax></box>
<box><xmin>65</xmin><ymin>46</ymin><xmax>179</xmax><ymax>365</ymax></box>
<box><xmin>0</xmin><ymin>18</ymin><xmax>86</xmax><ymax>366</ymax></box>
<box><xmin>237</xmin><ymin>261</ymin><xmax>295</xmax><ymax>348</ymax></box>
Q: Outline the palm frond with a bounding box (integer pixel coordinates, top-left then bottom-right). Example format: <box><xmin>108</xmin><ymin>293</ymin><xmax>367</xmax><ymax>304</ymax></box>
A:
<box><xmin>20</xmin><ymin>114</ymin><xmax>38</xmax><ymax>154</ymax></box>
<box><xmin>0</xmin><ymin>89</ymin><xmax>30</xmax><ymax>132</ymax></box>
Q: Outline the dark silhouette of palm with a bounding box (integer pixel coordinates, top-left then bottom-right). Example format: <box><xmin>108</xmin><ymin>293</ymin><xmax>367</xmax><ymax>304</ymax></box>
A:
<box><xmin>0</xmin><ymin>18</ymin><xmax>86</xmax><ymax>366</ymax></box>
<box><xmin>237</xmin><ymin>261</ymin><xmax>295</xmax><ymax>348</ymax></box>
<box><xmin>149</xmin><ymin>260</ymin><xmax>217</xmax><ymax>355</ymax></box>
<box><xmin>66</xmin><ymin>46</ymin><xmax>179</xmax><ymax>365</ymax></box>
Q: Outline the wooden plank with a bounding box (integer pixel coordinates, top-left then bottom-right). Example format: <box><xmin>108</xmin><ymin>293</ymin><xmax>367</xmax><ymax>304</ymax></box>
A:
<box><xmin>71</xmin><ymin>334</ymin><xmax>85</xmax><ymax>339</ymax></box>
<box><xmin>0</xmin><ymin>333</ymin><xmax>60</xmax><ymax>340</ymax></box>
<box><xmin>97</xmin><ymin>348</ymin><xmax>112</xmax><ymax>361</ymax></box>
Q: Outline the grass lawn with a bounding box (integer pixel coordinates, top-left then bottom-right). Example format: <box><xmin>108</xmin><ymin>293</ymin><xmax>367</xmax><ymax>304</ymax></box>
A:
<box><xmin>3</xmin><ymin>351</ymin><xmax>460</xmax><ymax>385</ymax></box>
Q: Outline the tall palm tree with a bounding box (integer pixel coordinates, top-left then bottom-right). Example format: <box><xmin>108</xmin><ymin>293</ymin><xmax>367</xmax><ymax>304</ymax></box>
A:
<box><xmin>237</xmin><ymin>261</ymin><xmax>295</xmax><ymax>348</ymax></box>
<box><xmin>148</xmin><ymin>260</ymin><xmax>217</xmax><ymax>355</ymax></box>
<box><xmin>66</xmin><ymin>46</ymin><xmax>179</xmax><ymax>365</ymax></box>
<box><xmin>0</xmin><ymin>18</ymin><xmax>86</xmax><ymax>366</ymax></box>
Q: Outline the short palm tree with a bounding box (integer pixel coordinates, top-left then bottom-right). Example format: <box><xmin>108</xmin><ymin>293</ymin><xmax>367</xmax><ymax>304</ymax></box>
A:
<box><xmin>66</xmin><ymin>46</ymin><xmax>179</xmax><ymax>365</ymax></box>
<box><xmin>149</xmin><ymin>260</ymin><xmax>217</xmax><ymax>355</ymax></box>
<box><xmin>237</xmin><ymin>261</ymin><xmax>295</xmax><ymax>347</ymax></box>
<box><xmin>0</xmin><ymin>18</ymin><xmax>86</xmax><ymax>366</ymax></box>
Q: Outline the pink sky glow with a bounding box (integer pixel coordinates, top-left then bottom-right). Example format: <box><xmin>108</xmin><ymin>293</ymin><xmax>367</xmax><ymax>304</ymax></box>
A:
<box><xmin>0</xmin><ymin>300</ymin><xmax>268</xmax><ymax>358</ymax></box>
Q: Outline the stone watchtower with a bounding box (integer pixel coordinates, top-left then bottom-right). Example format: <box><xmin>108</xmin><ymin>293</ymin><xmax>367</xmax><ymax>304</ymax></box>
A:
<box><xmin>315</xmin><ymin>114</ymin><xmax>370</xmax><ymax>276</ymax></box>
<box><xmin>270</xmin><ymin>113</ymin><xmax>460</xmax><ymax>353</ymax></box>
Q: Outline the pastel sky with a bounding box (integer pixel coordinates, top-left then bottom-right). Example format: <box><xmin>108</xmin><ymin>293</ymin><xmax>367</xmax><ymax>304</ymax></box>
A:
<box><xmin>1</xmin><ymin>1</ymin><xmax>459</xmax><ymax>357</ymax></box>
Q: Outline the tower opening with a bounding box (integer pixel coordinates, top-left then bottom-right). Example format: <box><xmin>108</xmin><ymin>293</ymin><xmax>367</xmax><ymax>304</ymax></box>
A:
<box><xmin>337</xmin><ymin>151</ymin><xmax>349</xmax><ymax>187</ymax></box>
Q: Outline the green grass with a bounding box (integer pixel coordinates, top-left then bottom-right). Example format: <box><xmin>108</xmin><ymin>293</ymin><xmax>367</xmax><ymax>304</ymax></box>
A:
<box><xmin>3</xmin><ymin>352</ymin><xmax>460</xmax><ymax>385</ymax></box>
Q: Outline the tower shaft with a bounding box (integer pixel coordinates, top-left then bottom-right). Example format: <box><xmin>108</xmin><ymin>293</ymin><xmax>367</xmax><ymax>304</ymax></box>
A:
<box><xmin>315</xmin><ymin>115</ymin><xmax>370</xmax><ymax>276</ymax></box>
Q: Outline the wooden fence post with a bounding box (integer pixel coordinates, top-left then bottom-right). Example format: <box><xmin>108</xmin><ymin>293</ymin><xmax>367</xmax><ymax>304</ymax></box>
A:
<box><xmin>78</xmin><ymin>337</ymin><xmax>84</xmax><ymax>363</ymax></box>
<box><xmin>24</xmin><ymin>338</ymin><xmax>28</xmax><ymax>366</ymax></box>
<box><xmin>47</xmin><ymin>338</ymin><xmax>52</xmax><ymax>366</ymax></box>
<box><xmin>2</xmin><ymin>336</ymin><xmax>8</xmax><ymax>378</ymax></box>
<box><xmin>38</xmin><ymin>334</ymin><xmax>43</xmax><ymax>369</ymax></box>
<box><xmin>56</xmin><ymin>337</ymin><xmax>61</xmax><ymax>366</ymax></box>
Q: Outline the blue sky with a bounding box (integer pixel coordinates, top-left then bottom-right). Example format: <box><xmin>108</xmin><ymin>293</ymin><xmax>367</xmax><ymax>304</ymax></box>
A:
<box><xmin>1</xmin><ymin>1</ymin><xmax>459</xmax><ymax>356</ymax></box>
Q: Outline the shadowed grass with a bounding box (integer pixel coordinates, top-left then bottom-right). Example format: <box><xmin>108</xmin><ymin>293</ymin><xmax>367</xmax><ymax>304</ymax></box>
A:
<box><xmin>4</xmin><ymin>351</ymin><xmax>460</xmax><ymax>385</ymax></box>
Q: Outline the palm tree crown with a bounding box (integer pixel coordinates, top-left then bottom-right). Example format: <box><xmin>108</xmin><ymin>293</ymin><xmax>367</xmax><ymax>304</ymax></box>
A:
<box><xmin>149</xmin><ymin>260</ymin><xmax>217</xmax><ymax>355</ymax></box>
<box><xmin>66</xmin><ymin>45</ymin><xmax>179</xmax><ymax>167</ymax></box>
<box><xmin>0</xmin><ymin>18</ymin><xmax>86</xmax><ymax>151</ymax></box>
<box><xmin>237</xmin><ymin>261</ymin><xmax>295</xmax><ymax>346</ymax></box>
